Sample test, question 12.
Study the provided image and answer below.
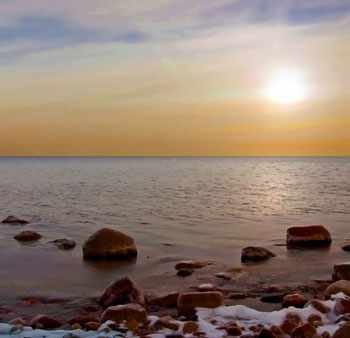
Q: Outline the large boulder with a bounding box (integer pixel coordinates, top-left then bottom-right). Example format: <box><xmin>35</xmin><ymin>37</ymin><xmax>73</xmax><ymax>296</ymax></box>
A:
<box><xmin>177</xmin><ymin>291</ymin><xmax>224</xmax><ymax>316</ymax></box>
<box><xmin>2</xmin><ymin>215</ymin><xmax>29</xmax><ymax>224</ymax></box>
<box><xmin>100</xmin><ymin>304</ymin><xmax>147</xmax><ymax>323</ymax></box>
<box><xmin>98</xmin><ymin>276</ymin><xmax>145</xmax><ymax>308</ymax></box>
<box><xmin>14</xmin><ymin>230</ymin><xmax>41</xmax><ymax>241</ymax></box>
<box><xmin>286</xmin><ymin>225</ymin><xmax>331</xmax><ymax>247</ymax></box>
<box><xmin>82</xmin><ymin>228</ymin><xmax>137</xmax><ymax>259</ymax></box>
<box><xmin>333</xmin><ymin>263</ymin><xmax>350</xmax><ymax>281</ymax></box>
<box><xmin>241</xmin><ymin>247</ymin><xmax>276</xmax><ymax>262</ymax></box>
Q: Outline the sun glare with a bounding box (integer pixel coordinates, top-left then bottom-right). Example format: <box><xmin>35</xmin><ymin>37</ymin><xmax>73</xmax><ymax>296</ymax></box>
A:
<box><xmin>266</xmin><ymin>69</ymin><xmax>307</xmax><ymax>104</ymax></box>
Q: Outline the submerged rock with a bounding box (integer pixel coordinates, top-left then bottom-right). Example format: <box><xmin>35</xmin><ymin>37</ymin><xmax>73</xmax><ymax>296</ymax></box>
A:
<box><xmin>14</xmin><ymin>230</ymin><xmax>41</xmax><ymax>241</ymax></box>
<box><xmin>50</xmin><ymin>238</ymin><xmax>76</xmax><ymax>250</ymax></box>
<box><xmin>177</xmin><ymin>268</ymin><xmax>193</xmax><ymax>277</ymax></box>
<box><xmin>82</xmin><ymin>227</ymin><xmax>137</xmax><ymax>259</ymax></box>
<box><xmin>174</xmin><ymin>261</ymin><xmax>207</xmax><ymax>270</ymax></box>
<box><xmin>100</xmin><ymin>303</ymin><xmax>147</xmax><ymax>323</ymax></box>
<box><xmin>341</xmin><ymin>244</ymin><xmax>350</xmax><ymax>251</ymax></box>
<box><xmin>286</xmin><ymin>225</ymin><xmax>331</xmax><ymax>247</ymax></box>
<box><xmin>149</xmin><ymin>292</ymin><xmax>179</xmax><ymax>308</ymax></box>
<box><xmin>2</xmin><ymin>215</ymin><xmax>29</xmax><ymax>224</ymax></box>
<box><xmin>98</xmin><ymin>276</ymin><xmax>145</xmax><ymax>308</ymax></box>
<box><xmin>241</xmin><ymin>247</ymin><xmax>276</xmax><ymax>262</ymax></box>
<box><xmin>177</xmin><ymin>291</ymin><xmax>224</xmax><ymax>316</ymax></box>
<box><xmin>333</xmin><ymin>263</ymin><xmax>350</xmax><ymax>281</ymax></box>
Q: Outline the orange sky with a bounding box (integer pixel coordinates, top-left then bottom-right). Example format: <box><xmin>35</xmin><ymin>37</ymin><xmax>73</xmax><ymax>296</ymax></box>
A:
<box><xmin>0</xmin><ymin>1</ymin><xmax>349</xmax><ymax>155</ymax></box>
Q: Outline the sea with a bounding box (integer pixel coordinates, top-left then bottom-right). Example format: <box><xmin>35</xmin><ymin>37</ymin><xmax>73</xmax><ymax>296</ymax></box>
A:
<box><xmin>0</xmin><ymin>156</ymin><xmax>349</xmax><ymax>318</ymax></box>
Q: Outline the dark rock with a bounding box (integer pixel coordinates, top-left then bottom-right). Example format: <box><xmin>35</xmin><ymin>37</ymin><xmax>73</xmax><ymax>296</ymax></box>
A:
<box><xmin>286</xmin><ymin>225</ymin><xmax>331</xmax><ymax>248</ymax></box>
<box><xmin>50</xmin><ymin>238</ymin><xmax>76</xmax><ymax>250</ymax></box>
<box><xmin>2</xmin><ymin>215</ymin><xmax>29</xmax><ymax>224</ymax></box>
<box><xmin>241</xmin><ymin>247</ymin><xmax>276</xmax><ymax>262</ymax></box>
<box><xmin>333</xmin><ymin>264</ymin><xmax>350</xmax><ymax>281</ymax></box>
<box><xmin>334</xmin><ymin>298</ymin><xmax>350</xmax><ymax>315</ymax></box>
<box><xmin>69</xmin><ymin>314</ymin><xmax>98</xmax><ymax>325</ymax></box>
<box><xmin>183</xmin><ymin>321</ymin><xmax>198</xmax><ymax>334</ymax></box>
<box><xmin>153</xmin><ymin>292</ymin><xmax>179</xmax><ymax>307</ymax></box>
<box><xmin>14</xmin><ymin>230</ymin><xmax>41</xmax><ymax>241</ymax></box>
<box><xmin>342</xmin><ymin>244</ymin><xmax>350</xmax><ymax>251</ymax></box>
<box><xmin>258</xmin><ymin>328</ymin><xmax>277</xmax><ymax>338</ymax></box>
<box><xmin>98</xmin><ymin>276</ymin><xmax>145</xmax><ymax>308</ymax></box>
<box><xmin>260</xmin><ymin>294</ymin><xmax>286</xmax><ymax>303</ymax></box>
<box><xmin>332</xmin><ymin>323</ymin><xmax>350</xmax><ymax>338</ymax></box>
<box><xmin>85</xmin><ymin>321</ymin><xmax>100</xmax><ymax>331</ymax></box>
<box><xmin>100</xmin><ymin>303</ymin><xmax>147</xmax><ymax>323</ymax></box>
<box><xmin>177</xmin><ymin>269</ymin><xmax>193</xmax><ymax>277</ymax></box>
<box><xmin>83</xmin><ymin>228</ymin><xmax>137</xmax><ymax>260</ymax></box>
<box><xmin>30</xmin><ymin>315</ymin><xmax>62</xmax><ymax>328</ymax></box>
<box><xmin>290</xmin><ymin>323</ymin><xmax>317</xmax><ymax>338</ymax></box>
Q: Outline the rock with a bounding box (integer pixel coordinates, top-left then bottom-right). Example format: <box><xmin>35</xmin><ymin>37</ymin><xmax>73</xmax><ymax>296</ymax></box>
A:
<box><xmin>174</xmin><ymin>261</ymin><xmax>206</xmax><ymax>270</ymax></box>
<box><xmin>260</xmin><ymin>294</ymin><xmax>286</xmax><ymax>303</ymax></box>
<box><xmin>341</xmin><ymin>245</ymin><xmax>350</xmax><ymax>251</ymax></box>
<box><xmin>333</xmin><ymin>264</ymin><xmax>350</xmax><ymax>281</ymax></box>
<box><xmin>30</xmin><ymin>315</ymin><xmax>62</xmax><ymax>328</ymax></box>
<box><xmin>282</xmin><ymin>292</ymin><xmax>308</xmax><ymax>308</ymax></box>
<box><xmin>307</xmin><ymin>314</ymin><xmax>323</xmax><ymax>327</ymax></box>
<box><xmin>153</xmin><ymin>292</ymin><xmax>179</xmax><ymax>307</ymax></box>
<box><xmin>286</xmin><ymin>225</ymin><xmax>331</xmax><ymax>247</ymax></box>
<box><xmin>280</xmin><ymin>320</ymin><xmax>298</xmax><ymax>334</ymax></box>
<box><xmin>69</xmin><ymin>314</ymin><xmax>98</xmax><ymax>325</ymax></box>
<box><xmin>258</xmin><ymin>328</ymin><xmax>277</xmax><ymax>338</ymax></box>
<box><xmin>153</xmin><ymin>316</ymin><xmax>179</xmax><ymax>331</ymax></box>
<box><xmin>332</xmin><ymin>323</ymin><xmax>350</xmax><ymax>338</ymax></box>
<box><xmin>291</xmin><ymin>323</ymin><xmax>317</xmax><ymax>338</ymax></box>
<box><xmin>8</xmin><ymin>318</ymin><xmax>28</xmax><ymax>326</ymax></box>
<box><xmin>285</xmin><ymin>312</ymin><xmax>302</xmax><ymax>325</ymax></box>
<box><xmin>215</xmin><ymin>272</ymin><xmax>231</xmax><ymax>280</ymax></box>
<box><xmin>177</xmin><ymin>291</ymin><xmax>224</xmax><ymax>316</ymax></box>
<box><xmin>177</xmin><ymin>269</ymin><xmax>193</xmax><ymax>277</ymax></box>
<box><xmin>50</xmin><ymin>238</ymin><xmax>76</xmax><ymax>250</ymax></box>
<box><xmin>82</xmin><ymin>228</ymin><xmax>137</xmax><ymax>260</ymax></box>
<box><xmin>225</xmin><ymin>324</ymin><xmax>242</xmax><ymax>336</ymax></box>
<box><xmin>10</xmin><ymin>324</ymin><xmax>24</xmax><ymax>333</ymax></box>
<box><xmin>100</xmin><ymin>303</ymin><xmax>147</xmax><ymax>323</ymax></box>
<box><xmin>85</xmin><ymin>321</ymin><xmax>100</xmax><ymax>331</ymax></box>
<box><xmin>2</xmin><ymin>215</ymin><xmax>29</xmax><ymax>224</ymax></box>
<box><xmin>197</xmin><ymin>284</ymin><xmax>216</xmax><ymax>292</ymax></box>
<box><xmin>125</xmin><ymin>319</ymin><xmax>138</xmax><ymax>331</ymax></box>
<box><xmin>71</xmin><ymin>323</ymin><xmax>82</xmax><ymax>330</ymax></box>
<box><xmin>241</xmin><ymin>247</ymin><xmax>276</xmax><ymax>262</ymax></box>
<box><xmin>14</xmin><ymin>230</ymin><xmax>41</xmax><ymax>241</ymax></box>
<box><xmin>334</xmin><ymin>298</ymin><xmax>350</xmax><ymax>315</ymax></box>
<box><xmin>229</xmin><ymin>293</ymin><xmax>248</xmax><ymax>299</ymax></box>
<box><xmin>326</xmin><ymin>280</ymin><xmax>350</xmax><ymax>297</ymax></box>
<box><xmin>98</xmin><ymin>276</ymin><xmax>145</xmax><ymax>307</ymax></box>
<box><xmin>304</xmin><ymin>299</ymin><xmax>331</xmax><ymax>313</ymax></box>
<box><xmin>183</xmin><ymin>321</ymin><xmax>198</xmax><ymax>334</ymax></box>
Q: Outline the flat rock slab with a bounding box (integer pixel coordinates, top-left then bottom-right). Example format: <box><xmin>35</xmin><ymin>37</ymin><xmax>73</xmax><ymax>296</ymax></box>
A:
<box><xmin>286</xmin><ymin>225</ymin><xmax>331</xmax><ymax>248</ymax></box>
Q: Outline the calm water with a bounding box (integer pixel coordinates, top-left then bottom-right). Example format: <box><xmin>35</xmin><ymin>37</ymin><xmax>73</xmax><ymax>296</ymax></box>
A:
<box><xmin>0</xmin><ymin>157</ymin><xmax>349</xmax><ymax>317</ymax></box>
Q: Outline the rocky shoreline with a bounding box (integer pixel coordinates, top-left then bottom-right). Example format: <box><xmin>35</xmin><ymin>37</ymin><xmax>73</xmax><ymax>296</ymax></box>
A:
<box><xmin>1</xmin><ymin>216</ymin><xmax>350</xmax><ymax>337</ymax></box>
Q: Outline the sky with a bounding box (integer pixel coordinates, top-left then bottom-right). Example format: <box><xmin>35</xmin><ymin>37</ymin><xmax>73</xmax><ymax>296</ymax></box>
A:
<box><xmin>0</xmin><ymin>0</ymin><xmax>349</xmax><ymax>156</ymax></box>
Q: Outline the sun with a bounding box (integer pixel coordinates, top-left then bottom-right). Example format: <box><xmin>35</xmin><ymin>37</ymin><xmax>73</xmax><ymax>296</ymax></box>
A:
<box><xmin>265</xmin><ymin>69</ymin><xmax>307</xmax><ymax>104</ymax></box>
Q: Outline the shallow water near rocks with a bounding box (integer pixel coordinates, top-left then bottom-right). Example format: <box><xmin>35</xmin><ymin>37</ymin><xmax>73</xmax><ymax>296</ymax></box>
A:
<box><xmin>0</xmin><ymin>157</ymin><xmax>349</xmax><ymax>320</ymax></box>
